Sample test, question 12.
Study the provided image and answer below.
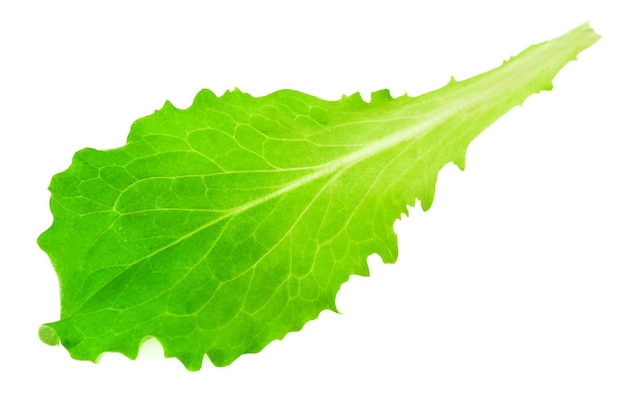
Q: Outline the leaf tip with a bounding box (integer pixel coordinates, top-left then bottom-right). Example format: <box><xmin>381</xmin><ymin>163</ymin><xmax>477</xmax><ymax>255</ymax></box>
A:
<box><xmin>371</xmin><ymin>88</ymin><xmax>393</xmax><ymax>102</ymax></box>
<box><xmin>193</xmin><ymin>88</ymin><xmax>217</xmax><ymax>104</ymax></box>
<box><xmin>36</xmin><ymin>229</ymin><xmax>48</xmax><ymax>251</ymax></box>
<box><xmin>161</xmin><ymin>99</ymin><xmax>176</xmax><ymax>111</ymax></box>
<box><xmin>228</xmin><ymin>87</ymin><xmax>250</xmax><ymax>98</ymax></box>
<box><xmin>453</xmin><ymin>155</ymin><xmax>467</xmax><ymax>171</ymax></box>
<box><xmin>419</xmin><ymin>195</ymin><xmax>434</xmax><ymax>212</ymax></box>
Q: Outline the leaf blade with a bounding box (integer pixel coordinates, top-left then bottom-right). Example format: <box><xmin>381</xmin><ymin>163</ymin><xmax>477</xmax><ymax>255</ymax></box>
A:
<box><xmin>39</xmin><ymin>23</ymin><xmax>600</xmax><ymax>369</ymax></box>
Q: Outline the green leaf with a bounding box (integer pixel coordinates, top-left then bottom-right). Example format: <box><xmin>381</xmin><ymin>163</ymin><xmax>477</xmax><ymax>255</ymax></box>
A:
<box><xmin>38</xmin><ymin>23</ymin><xmax>599</xmax><ymax>370</ymax></box>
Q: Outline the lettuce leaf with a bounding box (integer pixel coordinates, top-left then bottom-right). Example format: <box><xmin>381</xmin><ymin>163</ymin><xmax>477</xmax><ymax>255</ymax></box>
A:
<box><xmin>38</xmin><ymin>23</ymin><xmax>599</xmax><ymax>370</ymax></box>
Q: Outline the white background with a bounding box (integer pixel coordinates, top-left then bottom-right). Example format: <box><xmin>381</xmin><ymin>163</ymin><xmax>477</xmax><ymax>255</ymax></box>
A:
<box><xmin>1</xmin><ymin>1</ymin><xmax>624</xmax><ymax>414</ymax></box>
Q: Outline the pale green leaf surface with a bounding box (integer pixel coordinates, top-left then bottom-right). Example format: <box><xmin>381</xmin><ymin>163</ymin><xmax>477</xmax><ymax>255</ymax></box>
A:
<box><xmin>38</xmin><ymin>23</ymin><xmax>599</xmax><ymax>370</ymax></box>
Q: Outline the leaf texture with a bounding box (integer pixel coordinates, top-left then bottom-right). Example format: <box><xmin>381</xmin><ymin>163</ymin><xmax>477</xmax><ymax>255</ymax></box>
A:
<box><xmin>38</xmin><ymin>23</ymin><xmax>599</xmax><ymax>370</ymax></box>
